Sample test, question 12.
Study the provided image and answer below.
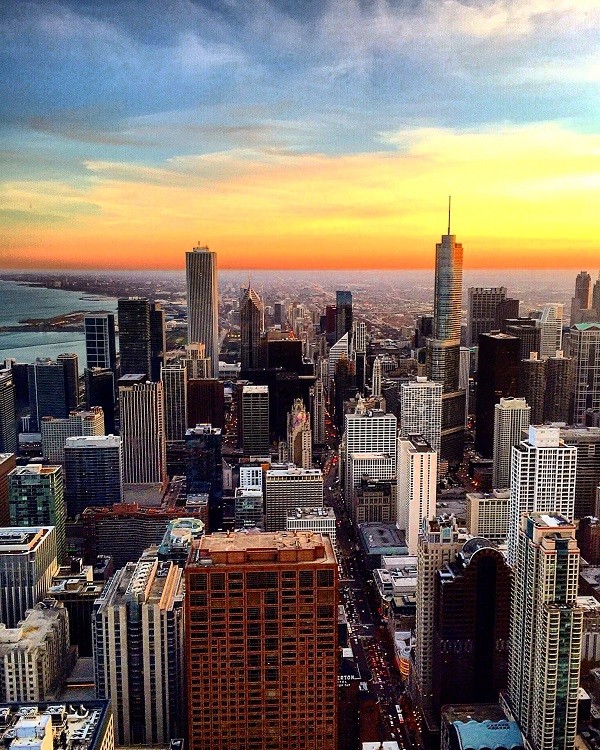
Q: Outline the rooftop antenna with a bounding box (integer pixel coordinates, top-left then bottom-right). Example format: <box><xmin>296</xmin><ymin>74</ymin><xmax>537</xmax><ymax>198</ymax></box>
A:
<box><xmin>447</xmin><ymin>196</ymin><xmax>451</xmax><ymax>235</ymax></box>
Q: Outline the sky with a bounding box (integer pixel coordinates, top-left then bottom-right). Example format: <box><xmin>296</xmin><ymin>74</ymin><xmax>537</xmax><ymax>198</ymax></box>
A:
<box><xmin>1</xmin><ymin>0</ymin><xmax>600</xmax><ymax>271</ymax></box>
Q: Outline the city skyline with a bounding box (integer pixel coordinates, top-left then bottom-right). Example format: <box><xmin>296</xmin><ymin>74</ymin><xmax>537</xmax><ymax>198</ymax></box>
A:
<box><xmin>2</xmin><ymin>1</ymin><xmax>600</xmax><ymax>271</ymax></box>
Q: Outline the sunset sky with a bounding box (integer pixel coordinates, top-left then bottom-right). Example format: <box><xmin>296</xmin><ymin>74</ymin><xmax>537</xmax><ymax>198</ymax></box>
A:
<box><xmin>1</xmin><ymin>0</ymin><xmax>600</xmax><ymax>270</ymax></box>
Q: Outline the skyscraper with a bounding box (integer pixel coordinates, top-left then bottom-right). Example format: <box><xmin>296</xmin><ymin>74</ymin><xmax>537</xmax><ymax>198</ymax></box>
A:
<box><xmin>265</xmin><ymin>467</ymin><xmax>324</xmax><ymax>531</ymax></box>
<box><xmin>343</xmin><ymin>406</ymin><xmax>397</xmax><ymax>501</ymax></box>
<box><xmin>118</xmin><ymin>297</ymin><xmax>152</xmax><ymax>378</ymax></box>
<box><xmin>150</xmin><ymin>302</ymin><xmax>166</xmax><ymax>381</ymax></box>
<box><xmin>240</xmin><ymin>385</ymin><xmax>270</xmax><ymax>456</ymax></box>
<box><xmin>558</xmin><ymin>426</ymin><xmax>600</xmax><ymax>518</ymax></box>
<box><xmin>371</xmin><ymin>357</ymin><xmax>382</xmax><ymax>398</ymax></box>
<box><xmin>400</xmin><ymin>378</ymin><xmax>442</xmax><ymax>455</ymax></box>
<box><xmin>336</xmin><ymin>290</ymin><xmax>353</xmax><ymax>343</ymax></box>
<box><xmin>240</xmin><ymin>286</ymin><xmax>264</xmax><ymax>371</ymax></box>
<box><xmin>40</xmin><ymin>406</ymin><xmax>105</xmax><ymax>464</ymax></box>
<box><xmin>518</xmin><ymin>353</ymin><xmax>546</xmax><ymax>424</ymax></box>
<box><xmin>185</xmin><ymin>424</ymin><xmax>223</xmax><ymax>531</ymax></box>
<box><xmin>467</xmin><ymin>286</ymin><xmax>507</xmax><ymax>346</ymax></box>
<box><xmin>27</xmin><ymin>357</ymin><xmax>78</xmax><ymax>430</ymax></box>
<box><xmin>186</xmin><ymin>244</ymin><xmax>219</xmax><ymax>378</ymax></box>
<box><xmin>310</xmin><ymin>379</ymin><xmax>326</xmax><ymax>445</ymax></box>
<box><xmin>397</xmin><ymin>435</ymin><xmax>437</xmax><ymax>555</ymax></box>
<box><xmin>119</xmin><ymin>379</ymin><xmax>166</xmax><ymax>486</ymax></box>
<box><xmin>84</xmin><ymin>313</ymin><xmax>117</xmax><ymax>371</ymax></box>
<box><xmin>85</xmin><ymin>367</ymin><xmax>116</xmax><ymax>434</ymax></box>
<box><xmin>539</xmin><ymin>302</ymin><xmax>563</xmax><ymax>359</ymax></box>
<box><xmin>64</xmin><ymin>435</ymin><xmax>123</xmax><ymax>516</ymax></box>
<box><xmin>161</xmin><ymin>363</ymin><xmax>188</xmax><ymax>443</ymax></box>
<box><xmin>571</xmin><ymin>323</ymin><xmax>600</xmax><ymax>424</ymax></box>
<box><xmin>544</xmin><ymin>351</ymin><xmax>575</xmax><ymax>423</ymax></box>
<box><xmin>57</xmin><ymin>353</ymin><xmax>79</xmax><ymax>411</ymax></box>
<box><xmin>507</xmin><ymin>426</ymin><xmax>577</xmax><ymax>565</ymax></box>
<box><xmin>492</xmin><ymin>397</ymin><xmax>530</xmax><ymax>489</ymax></box>
<box><xmin>286</xmin><ymin>398</ymin><xmax>312</xmax><ymax>468</ymax></box>
<box><xmin>0</xmin><ymin>367</ymin><xmax>17</xmax><ymax>454</ymax></box>
<box><xmin>185</xmin><ymin>531</ymin><xmax>338</xmax><ymax>750</ymax></box>
<box><xmin>506</xmin><ymin>513</ymin><xmax>582</xmax><ymax>750</ymax></box>
<box><xmin>575</xmin><ymin>270</ymin><xmax>592</xmax><ymax>310</ymax></box>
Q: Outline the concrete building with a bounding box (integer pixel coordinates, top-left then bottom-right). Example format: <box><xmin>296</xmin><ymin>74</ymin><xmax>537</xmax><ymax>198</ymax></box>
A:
<box><xmin>492</xmin><ymin>398</ymin><xmax>531</xmax><ymax>489</ymax></box>
<box><xmin>343</xmin><ymin>406</ymin><xmax>397</xmax><ymax>496</ymax></box>
<box><xmin>0</xmin><ymin>527</ymin><xmax>58</xmax><ymax>628</ymax></box>
<box><xmin>161</xmin><ymin>364</ymin><xmax>188</xmax><ymax>443</ymax></box>
<box><xmin>185</xmin><ymin>531</ymin><xmax>338</xmax><ymax>750</ymax></box>
<box><xmin>286</xmin><ymin>505</ymin><xmax>337</xmax><ymax>547</ymax></box>
<box><xmin>399</xmin><ymin>378</ymin><xmax>442</xmax><ymax>455</ymax></box>
<box><xmin>0</xmin><ymin>599</ymin><xmax>69</xmax><ymax>703</ymax></box>
<box><xmin>558</xmin><ymin>426</ymin><xmax>600</xmax><ymax>518</ymax></box>
<box><xmin>0</xmin><ymin>453</ymin><xmax>16</xmax><ymax>526</ymax></box>
<box><xmin>310</xmin><ymin>379</ymin><xmax>326</xmax><ymax>446</ymax></box>
<box><xmin>93</xmin><ymin>550</ymin><xmax>185</xmax><ymax>746</ymax></box>
<box><xmin>119</xmin><ymin>380</ymin><xmax>166</xmax><ymax>487</ymax></box>
<box><xmin>466</xmin><ymin>489</ymin><xmax>510</xmax><ymax>542</ymax></box>
<box><xmin>239</xmin><ymin>464</ymin><xmax>264</xmax><ymax>490</ymax></box>
<box><xmin>41</xmin><ymin>407</ymin><xmax>105</xmax><ymax>464</ymax></box>
<box><xmin>506</xmin><ymin>513</ymin><xmax>582</xmax><ymax>750</ymax></box>
<box><xmin>186</xmin><ymin>245</ymin><xmax>219</xmax><ymax>378</ymax></box>
<box><xmin>397</xmin><ymin>436</ymin><xmax>437</xmax><ymax>556</ymax></box>
<box><xmin>354</xmin><ymin>478</ymin><xmax>396</xmax><ymax>525</ymax></box>
<box><xmin>467</xmin><ymin>286</ymin><xmax>507</xmax><ymax>346</ymax></box>
<box><xmin>64</xmin><ymin>435</ymin><xmax>123</xmax><ymax>517</ymax></box>
<box><xmin>9</xmin><ymin>465</ymin><xmax>66</xmax><ymax>562</ymax></box>
<box><xmin>285</xmin><ymin>399</ymin><xmax>312</xmax><ymax>468</ymax></box>
<box><xmin>539</xmin><ymin>303</ymin><xmax>563</xmax><ymax>359</ymax></box>
<box><xmin>347</xmin><ymin>453</ymin><xmax>396</xmax><ymax>508</ymax></box>
<box><xmin>0</xmin><ymin>368</ymin><xmax>17</xmax><ymax>454</ymax></box>
<box><xmin>265</xmin><ymin>467</ymin><xmax>323</xmax><ymax>531</ymax></box>
<box><xmin>241</xmin><ymin>385</ymin><xmax>270</xmax><ymax>456</ymax></box>
<box><xmin>571</xmin><ymin>323</ymin><xmax>600</xmax><ymax>424</ymax></box>
<box><xmin>240</xmin><ymin>286</ymin><xmax>264</xmax><ymax>371</ymax></box>
<box><xmin>234</xmin><ymin>487</ymin><xmax>264</xmax><ymax>530</ymax></box>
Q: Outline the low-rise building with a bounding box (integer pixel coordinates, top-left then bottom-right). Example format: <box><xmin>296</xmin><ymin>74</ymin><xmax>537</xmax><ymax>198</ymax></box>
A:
<box><xmin>286</xmin><ymin>505</ymin><xmax>337</xmax><ymax>547</ymax></box>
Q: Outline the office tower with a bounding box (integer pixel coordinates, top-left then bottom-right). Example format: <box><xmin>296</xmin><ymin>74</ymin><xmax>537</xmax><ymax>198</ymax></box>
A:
<box><xmin>27</xmin><ymin>358</ymin><xmax>76</xmax><ymax>430</ymax></box>
<box><xmin>575</xmin><ymin>271</ymin><xmax>592</xmax><ymax>310</ymax></box>
<box><xmin>544</xmin><ymin>351</ymin><xmax>575</xmax><ymax>422</ymax></box>
<box><xmin>118</xmin><ymin>297</ymin><xmax>152</xmax><ymax>377</ymax></box>
<box><xmin>184</xmin><ymin>342</ymin><xmax>211</xmax><ymax>379</ymax></box>
<box><xmin>466</xmin><ymin>489</ymin><xmax>510</xmax><ymax>541</ymax></box>
<box><xmin>559</xmin><ymin>427</ymin><xmax>600</xmax><ymax>518</ymax></box>
<box><xmin>119</xmin><ymin>380</ymin><xmax>166</xmax><ymax>486</ymax></box>
<box><xmin>161</xmin><ymin>364</ymin><xmax>188</xmax><ymax>443</ymax></box>
<box><xmin>593</xmin><ymin>274</ymin><xmax>600</xmax><ymax>319</ymax></box>
<box><xmin>371</xmin><ymin>357</ymin><xmax>382</xmax><ymax>397</ymax></box>
<box><xmin>185</xmin><ymin>531</ymin><xmax>338</xmax><ymax>750</ymax></box>
<box><xmin>518</xmin><ymin>354</ymin><xmax>546</xmax><ymax>424</ymax></box>
<box><xmin>57</xmin><ymin>353</ymin><xmax>79</xmax><ymax>410</ymax></box>
<box><xmin>577</xmin><ymin>516</ymin><xmax>600</xmax><ymax>564</ymax></box>
<box><xmin>84</xmin><ymin>313</ymin><xmax>117</xmax><ymax>371</ymax></box>
<box><xmin>234</xmin><ymin>487</ymin><xmax>264</xmax><ymax>529</ymax></box>
<box><xmin>539</xmin><ymin>303</ymin><xmax>563</xmax><ymax>358</ymax></box>
<box><xmin>327</xmin><ymin>333</ymin><xmax>349</xmax><ymax>387</ymax></box>
<box><xmin>493</xmin><ymin>398</ymin><xmax>531</xmax><ymax>489</ymax></box>
<box><xmin>0</xmin><ymin>599</ymin><xmax>69</xmax><ymax>703</ymax></box>
<box><xmin>495</xmin><ymin>297</ymin><xmax>520</xmax><ymax>331</ymax></box>
<box><xmin>336</xmin><ymin>290</ymin><xmax>353</xmax><ymax>343</ymax></box>
<box><xmin>85</xmin><ymin>367</ymin><xmax>116</xmax><ymax>434</ymax></box>
<box><xmin>185</xmin><ymin>425</ymin><xmax>223</xmax><ymax>531</ymax></box>
<box><xmin>40</xmin><ymin>406</ymin><xmax>105</xmax><ymax>464</ymax></box>
<box><xmin>0</xmin><ymin>526</ymin><xmax>58</xmax><ymax>627</ymax></box>
<box><xmin>64</xmin><ymin>435</ymin><xmax>123</xmax><ymax>516</ymax></box>
<box><xmin>274</xmin><ymin>301</ymin><xmax>284</xmax><ymax>326</ymax></box>
<box><xmin>310</xmin><ymin>379</ymin><xmax>326</xmax><ymax>445</ymax></box>
<box><xmin>93</xmin><ymin>550</ymin><xmax>185</xmax><ymax>746</ymax></box>
<box><xmin>347</xmin><ymin>453</ymin><xmax>395</xmax><ymax>511</ymax></box>
<box><xmin>343</xmin><ymin>406</ymin><xmax>397</xmax><ymax>493</ymax></box>
<box><xmin>187</xmin><ymin>378</ymin><xmax>225</xmax><ymax>430</ymax></box>
<box><xmin>186</xmin><ymin>244</ymin><xmax>219</xmax><ymax>378</ymax></box>
<box><xmin>354</xmin><ymin>478</ymin><xmax>395</xmax><ymax>524</ymax></box>
<box><xmin>266</xmin><ymin>337</ymin><xmax>303</xmax><ymax>371</ymax></box>
<box><xmin>414</xmin><ymin>516</ymin><xmax>463</xmax><ymax>733</ymax></box>
<box><xmin>147</xmin><ymin>302</ymin><xmax>165</xmax><ymax>381</ymax></box>
<box><xmin>0</xmin><ymin>368</ymin><xmax>17</xmax><ymax>454</ymax></box>
<box><xmin>475</xmin><ymin>332</ymin><xmax>520</xmax><ymax>457</ymax></box>
<box><xmin>241</xmin><ymin>385</ymin><xmax>270</xmax><ymax>456</ymax></box>
<box><xmin>571</xmin><ymin>323</ymin><xmax>600</xmax><ymax>424</ymax></box>
<box><xmin>333</xmin><ymin>355</ymin><xmax>355</xmax><ymax>431</ymax></box>
<box><xmin>353</xmin><ymin>320</ymin><xmax>367</xmax><ymax>354</ymax></box>
<box><xmin>265</xmin><ymin>467</ymin><xmax>323</xmax><ymax>531</ymax></box>
<box><xmin>240</xmin><ymin>286</ymin><xmax>264</xmax><ymax>371</ymax></box>
<box><xmin>467</xmin><ymin>286</ymin><xmax>507</xmax><ymax>346</ymax></box>
<box><xmin>433</xmin><ymin>539</ymin><xmax>511</xmax><ymax>714</ymax></box>
<box><xmin>507</xmin><ymin>513</ymin><xmax>582</xmax><ymax>750</ymax></box>
<box><xmin>397</xmin><ymin>436</ymin><xmax>437</xmax><ymax>555</ymax></box>
<box><xmin>506</xmin><ymin>318</ymin><xmax>542</xmax><ymax>359</ymax></box>
<box><xmin>0</xmin><ymin>453</ymin><xmax>16</xmax><ymax>526</ymax></box>
<box><xmin>286</xmin><ymin>399</ymin><xmax>312</xmax><ymax>468</ymax></box>
<box><xmin>400</xmin><ymin>378</ymin><xmax>442</xmax><ymax>454</ymax></box>
<box><xmin>507</xmin><ymin>426</ymin><xmax>577</xmax><ymax>565</ymax></box>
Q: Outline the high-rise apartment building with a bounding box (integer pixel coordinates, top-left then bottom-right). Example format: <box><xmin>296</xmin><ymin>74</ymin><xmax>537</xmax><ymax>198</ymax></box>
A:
<box><xmin>0</xmin><ymin>526</ymin><xmax>58</xmax><ymax>627</ymax></box>
<box><xmin>118</xmin><ymin>297</ymin><xmax>152</xmax><ymax>378</ymax></box>
<box><xmin>400</xmin><ymin>378</ymin><xmax>442</xmax><ymax>455</ymax></box>
<box><xmin>185</xmin><ymin>531</ymin><xmax>338</xmax><ymax>750</ymax></box>
<box><xmin>0</xmin><ymin>368</ymin><xmax>17</xmax><ymax>454</ymax></box>
<box><xmin>265</xmin><ymin>467</ymin><xmax>323</xmax><ymax>531</ymax></box>
<box><xmin>507</xmin><ymin>426</ymin><xmax>577</xmax><ymax>565</ymax></box>
<box><xmin>240</xmin><ymin>286</ymin><xmax>264</xmax><ymax>371</ymax></box>
<box><xmin>493</xmin><ymin>398</ymin><xmax>531</xmax><ymax>489</ymax></box>
<box><xmin>506</xmin><ymin>513</ymin><xmax>582</xmax><ymax>750</ymax></box>
<box><xmin>518</xmin><ymin>354</ymin><xmax>545</xmax><ymax>424</ymax></box>
<box><xmin>84</xmin><ymin>313</ymin><xmax>117</xmax><ymax>371</ymax></box>
<box><xmin>343</xmin><ymin>406</ymin><xmax>397</xmax><ymax>489</ymax></box>
<box><xmin>64</xmin><ymin>435</ymin><xmax>123</xmax><ymax>516</ymax></box>
<box><xmin>397</xmin><ymin>436</ymin><xmax>437</xmax><ymax>555</ymax></box>
<box><xmin>475</xmin><ymin>332</ymin><xmax>520</xmax><ymax>457</ymax></box>
<box><xmin>8</xmin><ymin>465</ymin><xmax>66</xmax><ymax>562</ymax></box>
<box><xmin>93</xmin><ymin>550</ymin><xmax>185</xmax><ymax>746</ymax></box>
<box><xmin>241</xmin><ymin>385</ymin><xmax>270</xmax><ymax>456</ymax></box>
<box><xmin>41</xmin><ymin>406</ymin><xmax>105</xmax><ymax>464</ymax></box>
<box><xmin>571</xmin><ymin>323</ymin><xmax>600</xmax><ymax>424</ymax></box>
<box><xmin>544</xmin><ymin>351</ymin><xmax>575</xmax><ymax>423</ymax></box>
<box><xmin>186</xmin><ymin>245</ymin><xmax>219</xmax><ymax>378</ymax></box>
<box><xmin>467</xmin><ymin>286</ymin><xmax>507</xmax><ymax>346</ymax></box>
<box><xmin>161</xmin><ymin>364</ymin><xmax>188</xmax><ymax>443</ymax></box>
<box><xmin>119</xmin><ymin>379</ymin><xmax>166</xmax><ymax>486</ymax></box>
<box><xmin>466</xmin><ymin>489</ymin><xmax>510</xmax><ymax>542</ymax></box>
<box><xmin>559</xmin><ymin>426</ymin><xmax>600</xmax><ymax>518</ymax></box>
<box><xmin>539</xmin><ymin>303</ymin><xmax>563</xmax><ymax>359</ymax></box>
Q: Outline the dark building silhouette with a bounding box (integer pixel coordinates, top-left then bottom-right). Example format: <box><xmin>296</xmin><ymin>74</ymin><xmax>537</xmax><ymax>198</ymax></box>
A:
<box><xmin>545</xmin><ymin>352</ymin><xmax>575</xmax><ymax>423</ymax></box>
<box><xmin>240</xmin><ymin>287</ymin><xmax>263</xmax><ymax>371</ymax></box>
<box><xmin>84</xmin><ymin>313</ymin><xmax>117</xmax><ymax>371</ymax></box>
<box><xmin>336</xmin><ymin>290</ymin><xmax>353</xmax><ymax>343</ymax></box>
<box><xmin>118</xmin><ymin>297</ymin><xmax>152</xmax><ymax>378</ymax></box>
<box><xmin>519</xmin><ymin>355</ymin><xmax>546</xmax><ymax>424</ymax></box>
<box><xmin>27</xmin><ymin>357</ymin><xmax>79</xmax><ymax>430</ymax></box>
<box><xmin>58</xmin><ymin>353</ymin><xmax>79</xmax><ymax>410</ymax></box>
<box><xmin>267</xmin><ymin>339</ymin><xmax>304</xmax><ymax>372</ymax></box>
<box><xmin>495</xmin><ymin>298</ymin><xmax>520</xmax><ymax>331</ymax></box>
<box><xmin>0</xmin><ymin>368</ymin><xmax>17</xmax><ymax>454</ymax></box>
<box><xmin>185</xmin><ymin>425</ymin><xmax>223</xmax><ymax>531</ymax></box>
<box><xmin>333</xmin><ymin>355</ymin><xmax>356</xmax><ymax>431</ymax></box>
<box><xmin>85</xmin><ymin>367</ymin><xmax>116</xmax><ymax>434</ymax></box>
<box><xmin>505</xmin><ymin>318</ymin><xmax>541</xmax><ymax>359</ymax></box>
<box><xmin>187</xmin><ymin>378</ymin><xmax>225</xmax><ymax>431</ymax></box>
<box><xmin>433</xmin><ymin>539</ymin><xmax>511</xmax><ymax>716</ymax></box>
<box><xmin>150</xmin><ymin>302</ymin><xmax>166</xmax><ymax>381</ymax></box>
<box><xmin>475</xmin><ymin>333</ymin><xmax>520</xmax><ymax>457</ymax></box>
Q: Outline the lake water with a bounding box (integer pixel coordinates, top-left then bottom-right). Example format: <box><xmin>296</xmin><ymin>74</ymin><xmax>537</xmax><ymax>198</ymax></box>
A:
<box><xmin>0</xmin><ymin>279</ymin><xmax>117</xmax><ymax>370</ymax></box>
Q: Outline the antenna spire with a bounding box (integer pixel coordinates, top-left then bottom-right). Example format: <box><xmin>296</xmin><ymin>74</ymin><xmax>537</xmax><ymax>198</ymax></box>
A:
<box><xmin>447</xmin><ymin>195</ymin><xmax>451</xmax><ymax>235</ymax></box>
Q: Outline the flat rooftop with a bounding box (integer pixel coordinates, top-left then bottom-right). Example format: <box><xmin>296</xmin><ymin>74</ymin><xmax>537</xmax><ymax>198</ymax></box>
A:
<box><xmin>192</xmin><ymin>530</ymin><xmax>336</xmax><ymax>565</ymax></box>
<box><xmin>0</xmin><ymin>527</ymin><xmax>54</xmax><ymax>553</ymax></box>
<box><xmin>358</xmin><ymin>523</ymin><xmax>407</xmax><ymax>555</ymax></box>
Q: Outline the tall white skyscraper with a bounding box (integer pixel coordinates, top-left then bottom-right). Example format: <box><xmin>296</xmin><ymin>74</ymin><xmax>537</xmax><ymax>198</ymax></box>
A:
<box><xmin>119</xmin><ymin>380</ymin><xmax>166</xmax><ymax>486</ymax></box>
<box><xmin>507</xmin><ymin>425</ymin><xmax>577</xmax><ymax>565</ymax></box>
<box><xmin>400</xmin><ymin>378</ymin><xmax>442</xmax><ymax>455</ymax></box>
<box><xmin>343</xmin><ymin>406</ymin><xmax>397</xmax><ymax>496</ymax></box>
<box><xmin>161</xmin><ymin>363</ymin><xmax>188</xmax><ymax>443</ymax></box>
<box><xmin>327</xmin><ymin>332</ymin><xmax>349</xmax><ymax>386</ymax></box>
<box><xmin>186</xmin><ymin>245</ymin><xmax>219</xmax><ymax>378</ymax></box>
<box><xmin>397</xmin><ymin>436</ymin><xmax>437</xmax><ymax>555</ymax></box>
<box><xmin>539</xmin><ymin>303</ymin><xmax>563</xmax><ymax>359</ymax></box>
<box><xmin>492</xmin><ymin>397</ymin><xmax>531</xmax><ymax>489</ymax></box>
<box><xmin>372</xmin><ymin>357</ymin><xmax>382</xmax><ymax>398</ymax></box>
<box><xmin>506</xmin><ymin>512</ymin><xmax>582</xmax><ymax>750</ymax></box>
<box><xmin>571</xmin><ymin>322</ymin><xmax>600</xmax><ymax>424</ymax></box>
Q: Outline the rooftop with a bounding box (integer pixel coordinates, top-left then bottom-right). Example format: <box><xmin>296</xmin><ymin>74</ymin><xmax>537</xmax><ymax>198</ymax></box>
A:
<box><xmin>287</xmin><ymin>506</ymin><xmax>336</xmax><ymax>520</ymax></box>
<box><xmin>0</xmin><ymin>527</ymin><xmax>54</xmax><ymax>554</ymax></box>
<box><xmin>10</xmin><ymin>464</ymin><xmax>61</xmax><ymax>478</ymax></box>
<box><xmin>358</xmin><ymin>523</ymin><xmax>407</xmax><ymax>555</ymax></box>
<box><xmin>191</xmin><ymin>530</ymin><xmax>336</xmax><ymax>565</ymax></box>
<box><xmin>0</xmin><ymin>600</ymin><xmax>66</xmax><ymax>652</ymax></box>
<box><xmin>64</xmin><ymin>436</ymin><xmax>121</xmax><ymax>449</ymax></box>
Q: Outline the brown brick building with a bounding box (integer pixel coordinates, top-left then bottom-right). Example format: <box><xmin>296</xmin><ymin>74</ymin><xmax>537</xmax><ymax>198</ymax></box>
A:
<box><xmin>185</xmin><ymin>531</ymin><xmax>338</xmax><ymax>750</ymax></box>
